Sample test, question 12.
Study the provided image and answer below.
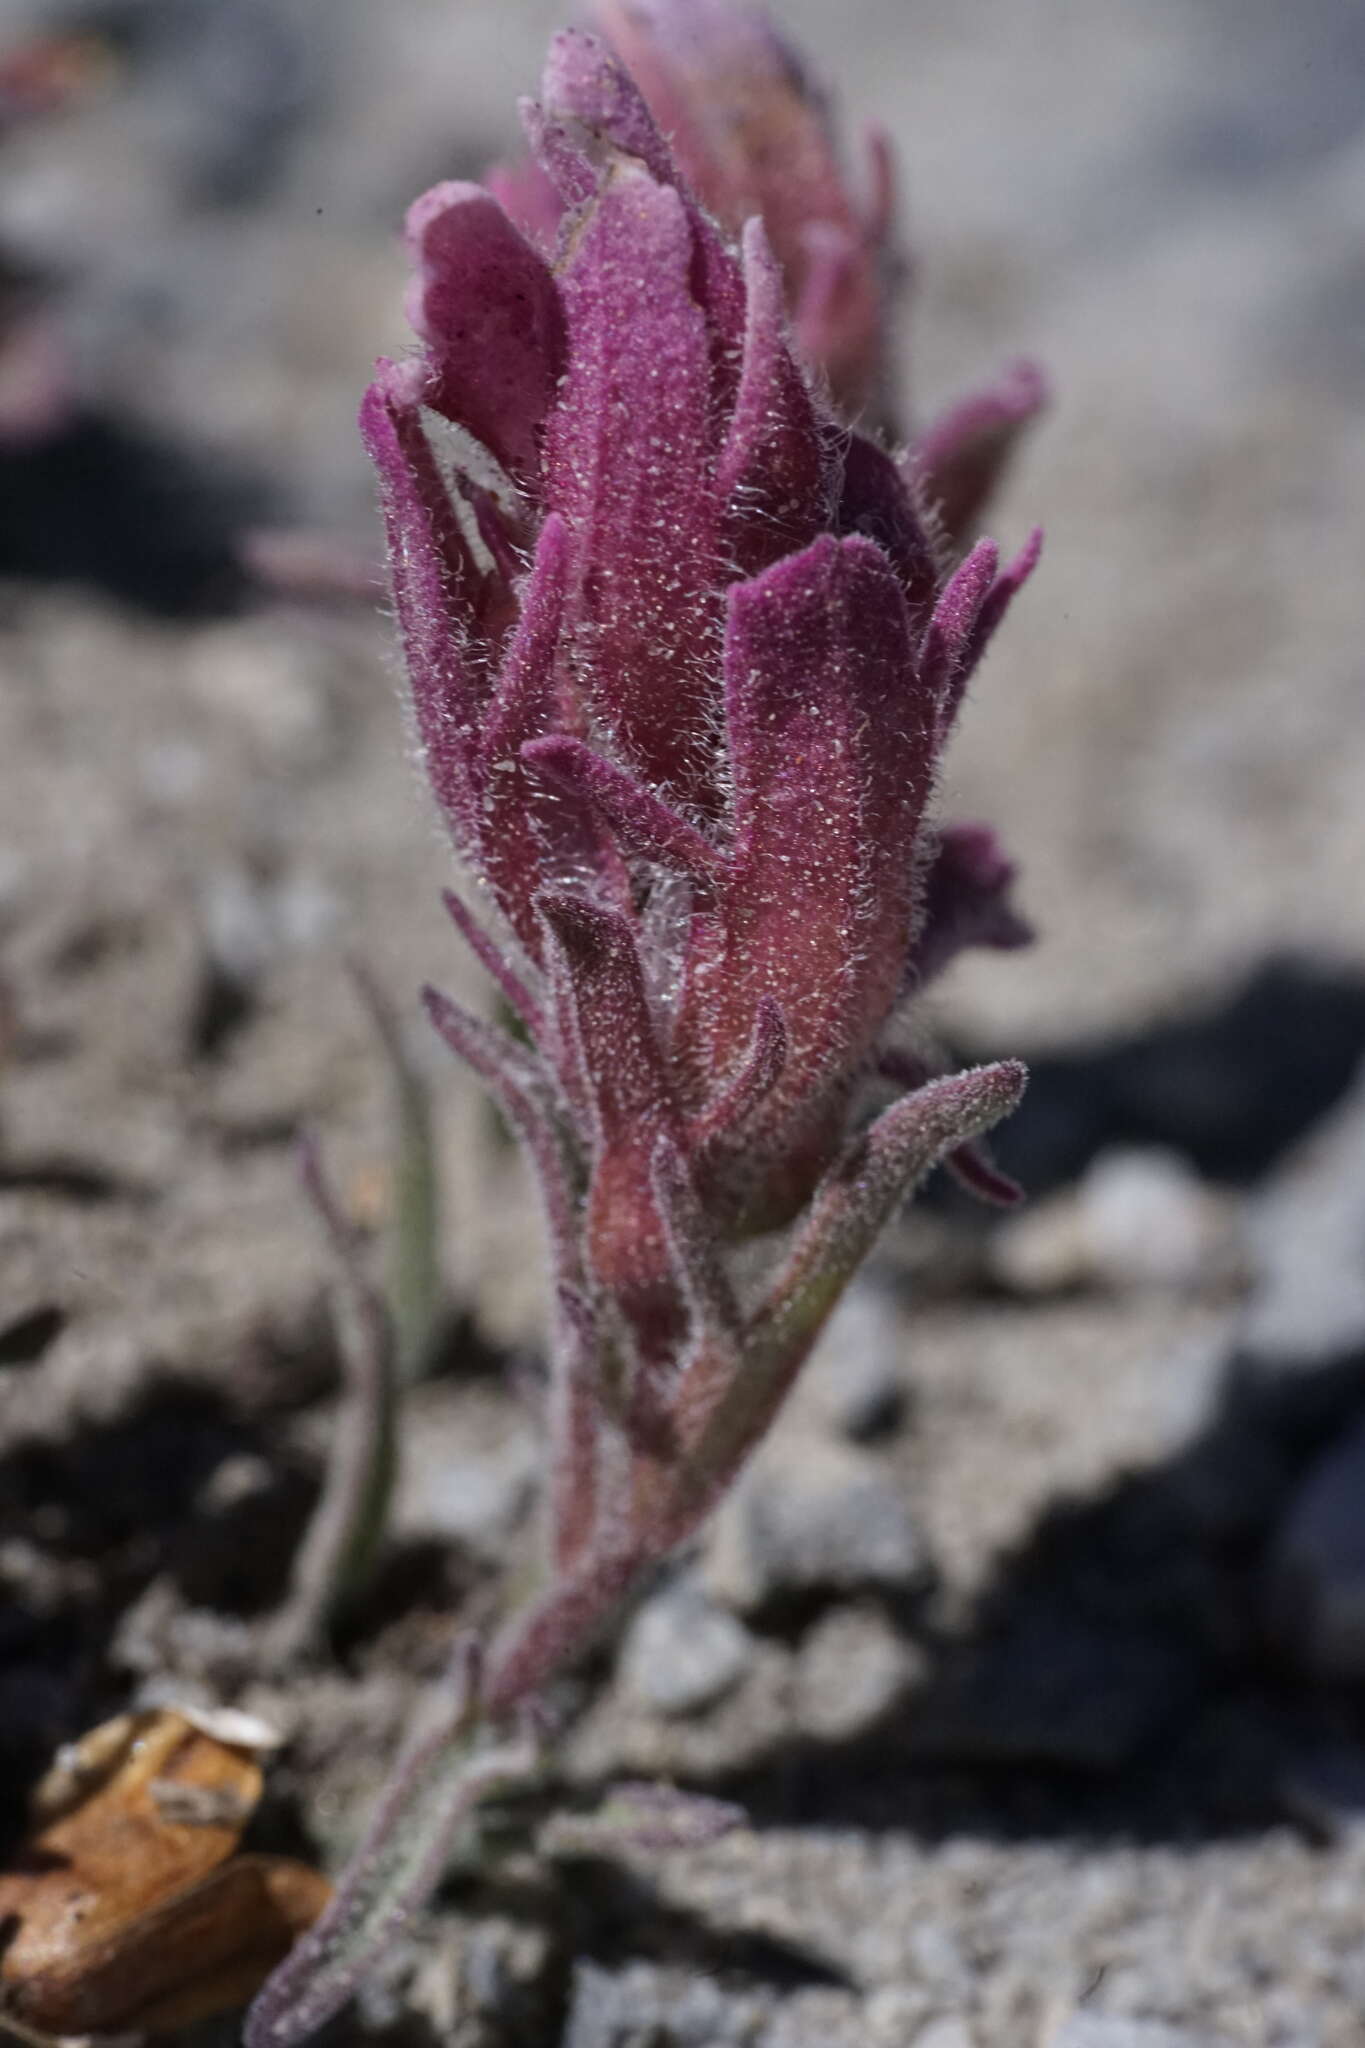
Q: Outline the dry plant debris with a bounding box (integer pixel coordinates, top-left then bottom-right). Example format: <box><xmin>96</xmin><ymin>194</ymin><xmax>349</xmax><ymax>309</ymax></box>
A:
<box><xmin>0</xmin><ymin>1708</ymin><xmax>329</xmax><ymax>2039</ymax></box>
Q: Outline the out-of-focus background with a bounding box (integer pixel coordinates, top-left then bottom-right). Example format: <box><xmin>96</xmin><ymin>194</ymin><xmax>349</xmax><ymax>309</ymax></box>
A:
<box><xmin>2</xmin><ymin>3</ymin><xmax>1365</xmax><ymax>2043</ymax></box>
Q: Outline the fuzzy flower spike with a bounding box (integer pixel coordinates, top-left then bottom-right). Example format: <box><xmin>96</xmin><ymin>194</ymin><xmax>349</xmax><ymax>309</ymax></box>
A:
<box><xmin>360</xmin><ymin>11</ymin><xmax>1038</xmax><ymax>1699</ymax></box>
<box><xmin>250</xmin><ymin>18</ymin><xmax>1038</xmax><ymax>2045</ymax></box>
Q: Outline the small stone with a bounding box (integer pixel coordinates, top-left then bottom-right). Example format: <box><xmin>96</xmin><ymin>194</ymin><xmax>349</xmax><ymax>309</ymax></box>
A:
<box><xmin>909</xmin><ymin>2020</ymin><xmax>976</xmax><ymax>2048</ymax></box>
<box><xmin>113</xmin><ymin>1583</ymin><xmax>256</xmax><ymax>1690</ymax></box>
<box><xmin>562</xmin><ymin>1960</ymin><xmax>763</xmax><ymax>2048</ymax></box>
<box><xmin>704</xmin><ymin>1435</ymin><xmax>924</xmax><ymax>1616</ymax></box>
<box><xmin>195</xmin><ymin>1452</ymin><xmax>274</xmax><ymax>1514</ymax></box>
<box><xmin>426</xmin><ymin>1915</ymin><xmax>564</xmax><ymax>2041</ymax></box>
<box><xmin>392</xmin><ymin>1403</ymin><xmax>538</xmax><ymax>1559</ymax></box>
<box><xmin>1050</xmin><ymin>2019</ymin><xmax>1213</xmax><ymax>2048</ymax></box>
<box><xmin>798</xmin><ymin>1279</ymin><xmax>909</xmax><ymax>1441</ymax></box>
<box><xmin>906</xmin><ymin>1922</ymin><xmax>971</xmax><ymax>1999</ymax></box>
<box><xmin>992</xmin><ymin>1146</ymin><xmax>1239</xmax><ymax>1296</ymax></box>
<box><xmin>196</xmin><ymin>862</ymin><xmax>338</xmax><ymax>986</ymax></box>
<box><xmin>1242</xmin><ymin>1068</ymin><xmax>1365</xmax><ymax>1368</ymax></box>
<box><xmin>862</xmin><ymin>1988</ymin><xmax>935</xmax><ymax>2043</ymax></box>
<box><xmin>1079</xmin><ymin>1147</ymin><xmax>1239</xmax><ymax>1292</ymax></box>
<box><xmin>187</xmin><ymin>620</ymin><xmax>332</xmax><ymax>766</ymax></box>
<box><xmin>793</xmin><ymin>1605</ymin><xmax>924</xmax><ymax>1742</ymax></box>
<box><xmin>559</xmin><ymin>1962</ymin><xmax>625</xmax><ymax>2048</ymax></box>
<box><xmin>619</xmin><ymin>1577</ymin><xmax>754</xmax><ymax>1718</ymax></box>
<box><xmin>1267</xmin><ymin>1410</ymin><xmax>1365</xmax><ymax>1680</ymax></box>
<box><xmin>198</xmin><ymin>864</ymin><xmax>276</xmax><ymax>985</ymax></box>
<box><xmin>989</xmin><ymin>1187</ymin><xmax>1090</xmax><ymax>1294</ymax></box>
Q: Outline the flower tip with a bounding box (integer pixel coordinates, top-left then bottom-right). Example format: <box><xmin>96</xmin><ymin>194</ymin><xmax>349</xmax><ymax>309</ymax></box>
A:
<box><xmin>418</xmin><ymin>982</ymin><xmax>449</xmax><ymax>1028</ymax></box>
<box><xmin>536</xmin><ymin>885</ymin><xmax>606</xmax><ymax>956</ymax></box>
<box><xmin>1016</xmin><ymin>524</ymin><xmax>1045</xmax><ymax>573</ymax></box>
<box><xmin>990</xmin><ymin>1057</ymin><xmax>1029</xmax><ymax>1114</ymax></box>
<box><xmin>739</xmin><ymin>211</ymin><xmax>775</xmax><ymax>263</ymax></box>
<box><xmin>997</xmin><ymin>357</ymin><xmax>1050</xmax><ymax>417</ymax></box>
<box><xmin>403</xmin><ymin>177</ymin><xmax>487</xmax><ymax>248</ymax></box>
<box><xmin>357</xmin><ymin>368</ymin><xmax>415</xmax><ymax>473</ymax></box>
<box><xmin>541</xmin><ymin>21</ymin><xmax>665</xmax><ymax>168</ymax></box>
<box><xmin>993</xmin><ymin>525</ymin><xmax>1044</xmax><ymax>607</ymax></box>
<box><xmin>356</xmin><ymin>374</ymin><xmax>387</xmax><ymax>440</ymax></box>
<box><xmin>1017</xmin><ymin>358</ymin><xmax>1050</xmax><ymax>405</ymax></box>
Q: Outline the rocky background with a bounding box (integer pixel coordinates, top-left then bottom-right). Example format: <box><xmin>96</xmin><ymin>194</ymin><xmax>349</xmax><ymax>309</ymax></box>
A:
<box><xmin>2</xmin><ymin>2</ymin><xmax>1365</xmax><ymax>2044</ymax></box>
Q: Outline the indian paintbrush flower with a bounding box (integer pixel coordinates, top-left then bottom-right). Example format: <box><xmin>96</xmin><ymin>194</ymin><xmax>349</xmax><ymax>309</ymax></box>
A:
<box><xmin>249</xmin><ymin>13</ymin><xmax>1040</xmax><ymax>2043</ymax></box>
<box><xmin>361</xmin><ymin>5</ymin><xmax>1037</xmax><ymax>1709</ymax></box>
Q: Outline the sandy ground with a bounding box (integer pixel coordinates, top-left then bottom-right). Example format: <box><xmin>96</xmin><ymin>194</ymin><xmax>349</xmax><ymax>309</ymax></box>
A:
<box><xmin>2</xmin><ymin>2</ymin><xmax>1365</xmax><ymax>2043</ymax></box>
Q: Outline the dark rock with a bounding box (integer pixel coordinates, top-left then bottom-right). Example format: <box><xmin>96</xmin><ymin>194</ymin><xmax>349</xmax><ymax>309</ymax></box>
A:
<box><xmin>0</xmin><ymin>411</ymin><xmax>258</xmax><ymax>615</ymax></box>
<box><xmin>1279</xmin><ymin>1737</ymin><xmax>1365</xmax><ymax>1844</ymax></box>
<box><xmin>909</xmin><ymin>1603</ymin><xmax>1200</xmax><ymax>1773</ymax></box>
<box><xmin>976</xmin><ymin>957</ymin><xmax>1365</xmax><ymax>1198</ymax></box>
<box><xmin>1267</xmin><ymin>1409</ymin><xmax>1365</xmax><ymax>1680</ymax></box>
